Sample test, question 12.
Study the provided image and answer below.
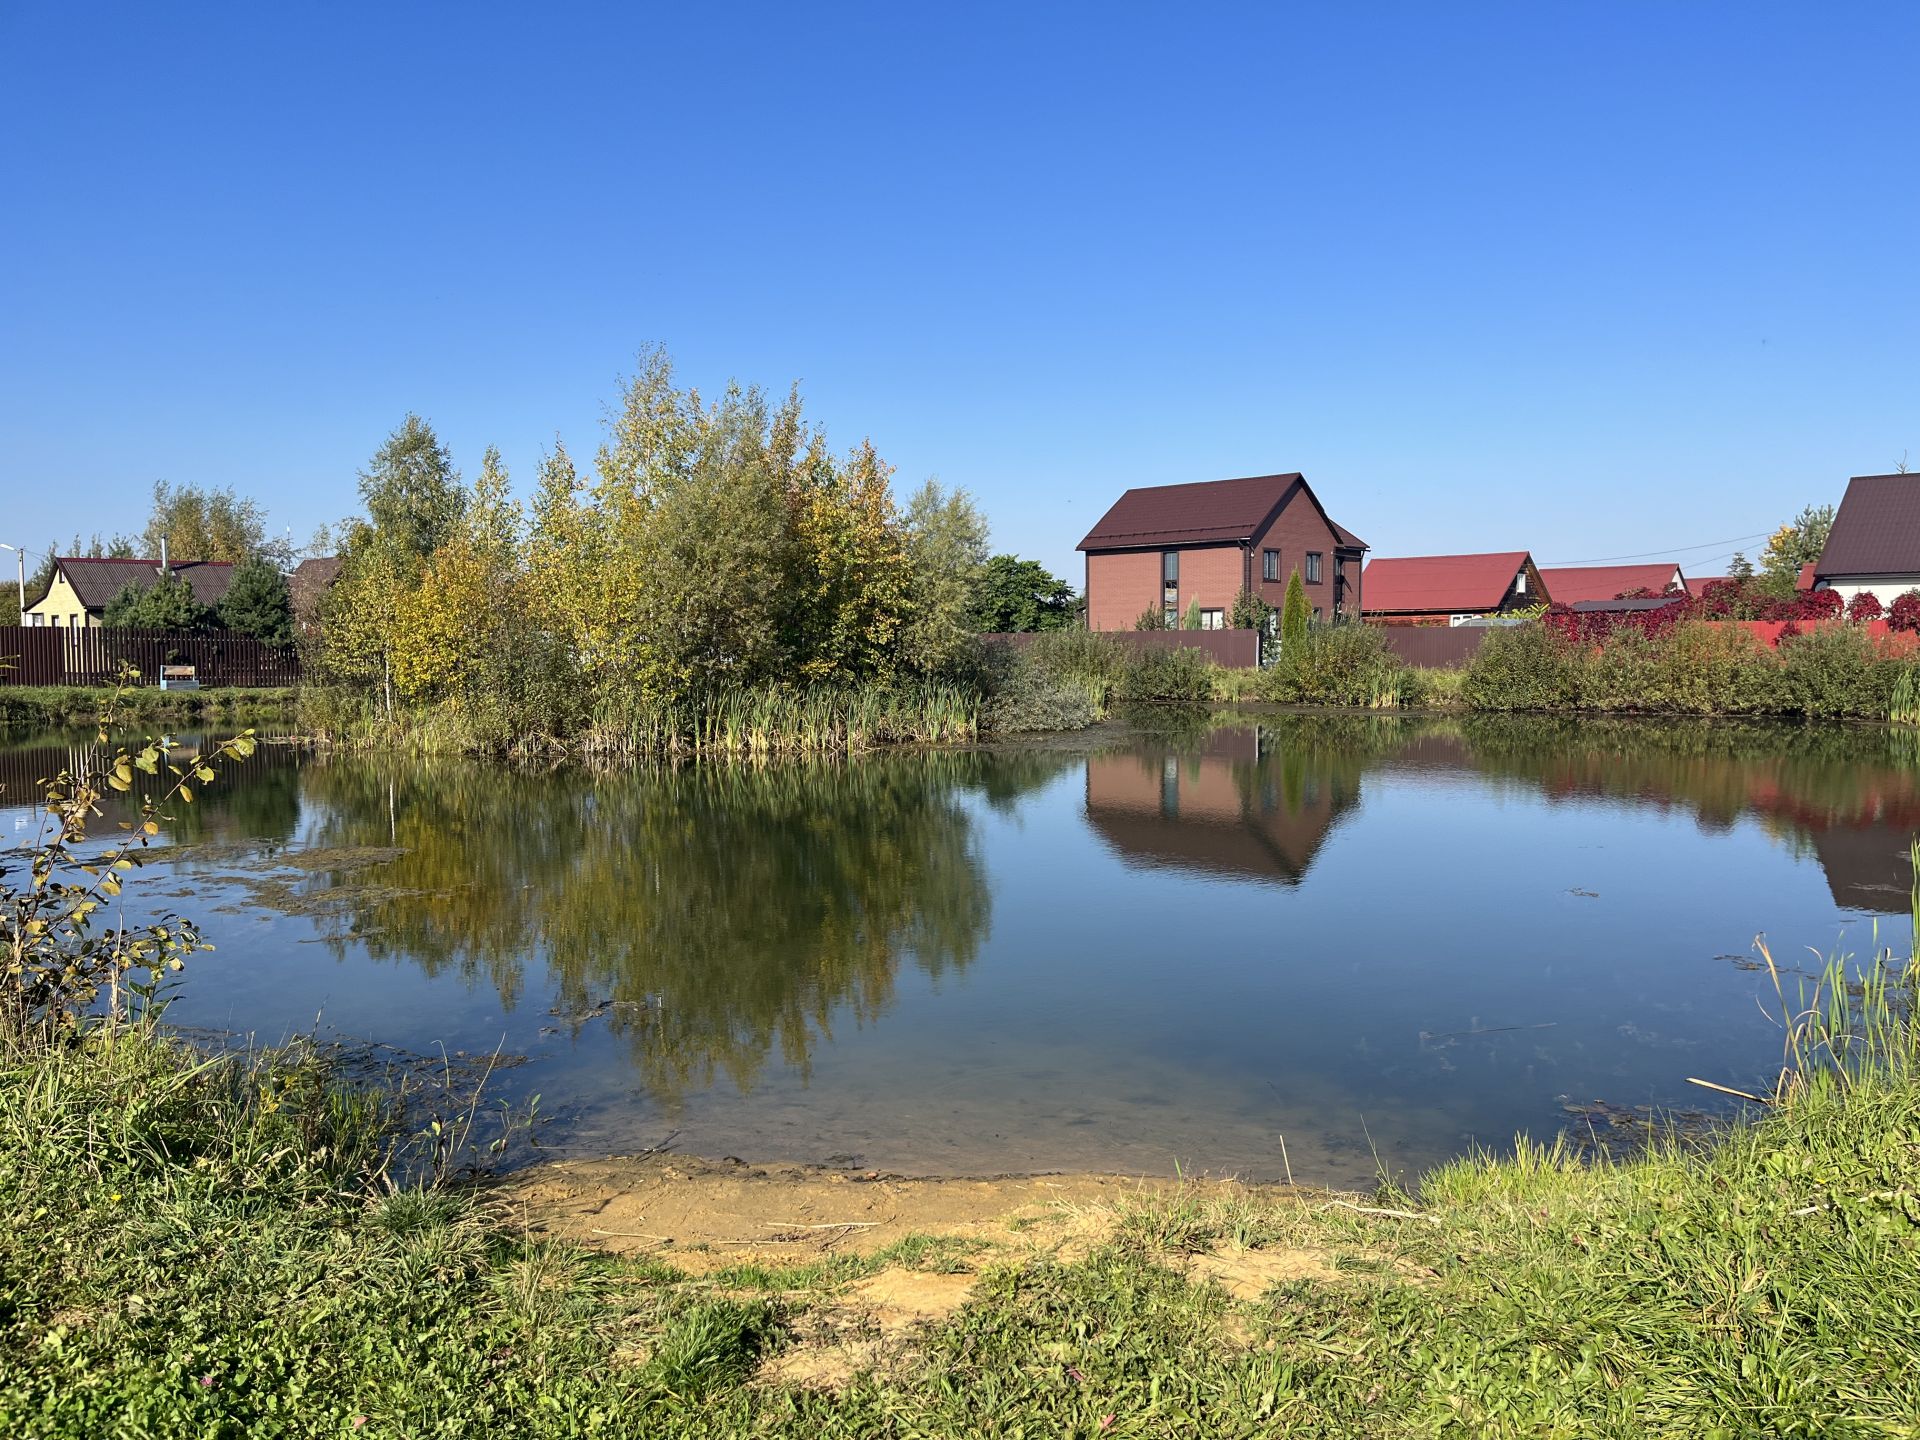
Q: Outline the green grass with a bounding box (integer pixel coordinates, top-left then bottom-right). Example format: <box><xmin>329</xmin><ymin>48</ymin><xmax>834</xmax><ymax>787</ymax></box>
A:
<box><xmin>4</xmin><ymin>940</ymin><xmax>1918</xmax><ymax>1436</ymax></box>
<box><xmin>0</xmin><ymin>685</ymin><xmax>298</xmax><ymax>728</ymax></box>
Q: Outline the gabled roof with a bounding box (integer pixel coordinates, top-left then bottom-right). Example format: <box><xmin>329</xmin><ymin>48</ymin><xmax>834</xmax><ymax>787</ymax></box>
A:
<box><xmin>1816</xmin><ymin>474</ymin><xmax>1920</xmax><ymax>578</ymax></box>
<box><xmin>57</xmin><ymin>557</ymin><xmax>236</xmax><ymax>610</ymax></box>
<box><xmin>1330</xmin><ymin>520</ymin><xmax>1368</xmax><ymax>551</ymax></box>
<box><xmin>1537</xmin><ymin>564</ymin><xmax>1682</xmax><ymax>604</ymax></box>
<box><xmin>1684</xmin><ymin>575</ymin><xmax>1730</xmax><ymax>597</ymax></box>
<box><xmin>1077</xmin><ymin>472</ymin><xmax>1362</xmax><ymax>552</ymax></box>
<box><xmin>289</xmin><ymin>556</ymin><xmax>342</xmax><ymax>622</ymax></box>
<box><xmin>1360</xmin><ymin>552</ymin><xmax>1533</xmax><ymax>614</ymax></box>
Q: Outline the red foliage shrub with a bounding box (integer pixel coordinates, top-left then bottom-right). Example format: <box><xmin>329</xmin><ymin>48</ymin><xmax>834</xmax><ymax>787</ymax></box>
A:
<box><xmin>1796</xmin><ymin>588</ymin><xmax>1843</xmax><ymax>621</ymax></box>
<box><xmin>1847</xmin><ymin>591</ymin><xmax>1884</xmax><ymax>623</ymax></box>
<box><xmin>1889</xmin><ymin>590</ymin><xmax>1920</xmax><ymax>635</ymax></box>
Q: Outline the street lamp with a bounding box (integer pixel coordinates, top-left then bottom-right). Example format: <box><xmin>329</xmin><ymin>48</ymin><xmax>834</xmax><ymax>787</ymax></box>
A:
<box><xmin>0</xmin><ymin>544</ymin><xmax>24</xmax><ymax>625</ymax></box>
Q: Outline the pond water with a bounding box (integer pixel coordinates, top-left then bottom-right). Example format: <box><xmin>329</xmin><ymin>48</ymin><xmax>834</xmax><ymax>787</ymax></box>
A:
<box><xmin>5</xmin><ymin>712</ymin><xmax>1916</xmax><ymax>1188</ymax></box>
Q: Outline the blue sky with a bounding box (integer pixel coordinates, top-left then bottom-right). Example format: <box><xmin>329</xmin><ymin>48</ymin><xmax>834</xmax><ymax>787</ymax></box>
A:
<box><xmin>2</xmin><ymin>3</ymin><xmax>1915</xmax><ymax>581</ymax></box>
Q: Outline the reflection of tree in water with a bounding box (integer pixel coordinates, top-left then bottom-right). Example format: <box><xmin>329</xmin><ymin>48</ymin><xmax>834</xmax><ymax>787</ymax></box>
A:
<box><xmin>290</xmin><ymin>750</ymin><xmax>1074</xmax><ymax>1102</ymax></box>
<box><xmin>1448</xmin><ymin>715</ymin><xmax>1920</xmax><ymax>835</ymax></box>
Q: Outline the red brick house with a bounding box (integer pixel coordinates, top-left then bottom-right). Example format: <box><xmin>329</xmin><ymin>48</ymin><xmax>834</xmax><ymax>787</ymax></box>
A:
<box><xmin>1360</xmin><ymin>551</ymin><xmax>1545</xmax><ymax>625</ymax></box>
<box><xmin>1076</xmin><ymin>472</ymin><xmax>1367</xmax><ymax>631</ymax></box>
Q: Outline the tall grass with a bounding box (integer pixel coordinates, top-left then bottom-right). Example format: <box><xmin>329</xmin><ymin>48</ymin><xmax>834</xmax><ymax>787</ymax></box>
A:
<box><xmin>1892</xmin><ymin>665</ymin><xmax>1920</xmax><ymax>725</ymax></box>
<box><xmin>298</xmin><ymin>680</ymin><xmax>981</xmax><ymax>759</ymax></box>
<box><xmin>587</xmin><ymin>681</ymin><xmax>980</xmax><ymax>759</ymax></box>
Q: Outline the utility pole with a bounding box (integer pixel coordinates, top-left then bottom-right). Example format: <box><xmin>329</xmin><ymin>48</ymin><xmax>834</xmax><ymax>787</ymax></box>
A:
<box><xmin>0</xmin><ymin>543</ymin><xmax>25</xmax><ymax>624</ymax></box>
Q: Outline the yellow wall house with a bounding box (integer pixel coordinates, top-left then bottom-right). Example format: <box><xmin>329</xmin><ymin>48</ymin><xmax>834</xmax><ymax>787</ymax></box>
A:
<box><xmin>23</xmin><ymin>557</ymin><xmax>236</xmax><ymax>629</ymax></box>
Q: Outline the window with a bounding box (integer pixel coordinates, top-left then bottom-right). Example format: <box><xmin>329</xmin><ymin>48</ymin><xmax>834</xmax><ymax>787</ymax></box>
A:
<box><xmin>1162</xmin><ymin>550</ymin><xmax>1178</xmax><ymax>624</ymax></box>
<box><xmin>1305</xmin><ymin>552</ymin><xmax>1323</xmax><ymax>585</ymax></box>
<box><xmin>1515</xmin><ymin>569</ymin><xmax>1527</xmax><ymax>595</ymax></box>
<box><xmin>1200</xmin><ymin>609</ymin><xmax>1225</xmax><ymax>630</ymax></box>
<box><xmin>1162</xmin><ymin>551</ymin><xmax>1179</xmax><ymax>583</ymax></box>
<box><xmin>1262</xmin><ymin>549</ymin><xmax>1279</xmax><ymax>582</ymax></box>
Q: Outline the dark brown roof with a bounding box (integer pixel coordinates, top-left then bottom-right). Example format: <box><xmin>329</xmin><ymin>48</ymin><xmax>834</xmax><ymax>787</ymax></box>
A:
<box><xmin>1076</xmin><ymin>472</ymin><xmax>1363</xmax><ymax>553</ymax></box>
<box><xmin>1816</xmin><ymin>474</ymin><xmax>1920</xmax><ymax>578</ymax></box>
<box><xmin>1331</xmin><ymin>520</ymin><xmax>1368</xmax><ymax>551</ymax></box>
<box><xmin>1360</xmin><ymin>552</ymin><xmax>1533</xmax><ymax>614</ymax></box>
<box><xmin>290</xmin><ymin>556</ymin><xmax>342</xmax><ymax>624</ymax></box>
<box><xmin>58</xmin><ymin>557</ymin><xmax>236</xmax><ymax>610</ymax></box>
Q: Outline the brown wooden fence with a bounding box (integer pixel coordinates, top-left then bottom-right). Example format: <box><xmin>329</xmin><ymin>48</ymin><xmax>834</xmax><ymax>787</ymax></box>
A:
<box><xmin>983</xmin><ymin>629</ymin><xmax>1263</xmax><ymax>668</ymax></box>
<box><xmin>1374</xmin><ymin>625</ymin><xmax>1490</xmax><ymax>668</ymax></box>
<box><xmin>0</xmin><ymin>626</ymin><xmax>301</xmax><ymax>688</ymax></box>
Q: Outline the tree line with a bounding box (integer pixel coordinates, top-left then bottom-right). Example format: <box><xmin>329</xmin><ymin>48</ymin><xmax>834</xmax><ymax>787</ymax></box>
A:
<box><xmin>313</xmin><ymin>348</ymin><xmax>1076</xmax><ymax>739</ymax></box>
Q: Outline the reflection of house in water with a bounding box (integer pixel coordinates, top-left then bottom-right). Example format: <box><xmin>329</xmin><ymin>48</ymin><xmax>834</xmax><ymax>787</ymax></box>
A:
<box><xmin>1808</xmin><ymin>824</ymin><xmax>1918</xmax><ymax>913</ymax></box>
<box><xmin>1083</xmin><ymin>726</ymin><xmax>1358</xmax><ymax>884</ymax></box>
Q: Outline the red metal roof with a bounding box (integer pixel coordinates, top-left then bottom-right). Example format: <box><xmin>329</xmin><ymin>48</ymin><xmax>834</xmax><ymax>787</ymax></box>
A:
<box><xmin>1360</xmin><ymin>552</ymin><xmax>1532</xmax><ymax>614</ymax></box>
<box><xmin>1536</xmin><ymin>564</ymin><xmax>1682</xmax><ymax>604</ymax></box>
<box><xmin>1077</xmin><ymin>472</ymin><xmax>1363</xmax><ymax>552</ymax></box>
<box><xmin>1816</xmin><ymin>474</ymin><xmax>1920</xmax><ymax>578</ymax></box>
<box><xmin>1685</xmin><ymin>575</ymin><xmax>1730</xmax><ymax>597</ymax></box>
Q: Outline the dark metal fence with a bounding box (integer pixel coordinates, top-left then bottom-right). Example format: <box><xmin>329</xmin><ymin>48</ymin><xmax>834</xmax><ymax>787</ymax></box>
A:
<box><xmin>1374</xmin><ymin>625</ymin><xmax>1490</xmax><ymax>668</ymax></box>
<box><xmin>983</xmin><ymin>629</ymin><xmax>1263</xmax><ymax>668</ymax></box>
<box><xmin>0</xmin><ymin>626</ymin><xmax>301</xmax><ymax>688</ymax></box>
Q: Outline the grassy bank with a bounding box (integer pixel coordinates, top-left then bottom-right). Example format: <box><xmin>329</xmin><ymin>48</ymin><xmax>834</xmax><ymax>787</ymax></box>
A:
<box><xmin>4</xmin><ymin>943</ymin><xmax>1916</xmax><ymax>1436</ymax></box>
<box><xmin>0</xmin><ymin>685</ymin><xmax>298</xmax><ymax>729</ymax></box>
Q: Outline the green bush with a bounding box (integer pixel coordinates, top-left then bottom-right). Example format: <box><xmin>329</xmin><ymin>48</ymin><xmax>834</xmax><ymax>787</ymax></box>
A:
<box><xmin>1777</xmin><ymin>624</ymin><xmax>1904</xmax><ymax>719</ymax></box>
<box><xmin>1114</xmin><ymin>645</ymin><xmax>1214</xmax><ymax>703</ymax></box>
<box><xmin>1018</xmin><ymin>629</ymin><xmax>1130</xmax><ymax>703</ymax></box>
<box><xmin>1461</xmin><ymin>624</ymin><xmax>1583</xmax><ymax>711</ymax></box>
<box><xmin>986</xmin><ymin>664</ymin><xmax>1104</xmax><ymax>733</ymax></box>
<box><xmin>1261</xmin><ymin>624</ymin><xmax>1410</xmax><ymax>707</ymax></box>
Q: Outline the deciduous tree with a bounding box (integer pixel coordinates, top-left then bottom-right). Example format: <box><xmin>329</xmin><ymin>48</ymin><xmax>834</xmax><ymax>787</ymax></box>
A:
<box><xmin>970</xmin><ymin>555</ymin><xmax>1075</xmax><ymax>633</ymax></box>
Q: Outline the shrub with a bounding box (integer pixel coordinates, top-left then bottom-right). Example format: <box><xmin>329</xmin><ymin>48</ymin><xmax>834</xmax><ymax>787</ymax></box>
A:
<box><xmin>1020</xmin><ymin>628</ymin><xmax>1129</xmax><ymax>703</ymax></box>
<box><xmin>1114</xmin><ymin>645</ymin><xmax>1214</xmax><ymax>703</ymax></box>
<box><xmin>1581</xmin><ymin>622</ymin><xmax>1777</xmax><ymax>714</ymax></box>
<box><xmin>1848</xmin><ymin>591</ymin><xmax>1885</xmax><ymax>623</ymax></box>
<box><xmin>1461</xmin><ymin>624</ymin><xmax>1583</xmax><ymax>711</ymax></box>
<box><xmin>1799</xmin><ymin>588</ymin><xmax>1843</xmax><ymax>621</ymax></box>
<box><xmin>1889</xmin><ymin>590</ymin><xmax>1920</xmax><ymax>635</ymax></box>
<box><xmin>1133</xmin><ymin>606</ymin><xmax>1168</xmax><ymax>631</ymax></box>
<box><xmin>1777</xmin><ymin>624</ymin><xmax>1902</xmax><ymax>718</ymax></box>
<box><xmin>1227</xmin><ymin>587</ymin><xmax>1272</xmax><ymax>633</ymax></box>
<box><xmin>1261</xmin><ymin>624</ymin><xmax>1410</xmax><ymax>707</ymax></box>
<box><xmin>985</xmin><ymin>664</ymin><xmax>1102</xmax><ymax>733</ymax></box>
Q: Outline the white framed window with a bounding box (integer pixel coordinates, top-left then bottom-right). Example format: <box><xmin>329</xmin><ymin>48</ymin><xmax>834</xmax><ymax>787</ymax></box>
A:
<box><xmin>1200</xmin><ymin>609</ymin><xmax>1225</xmax><ymax>630</ymax></box>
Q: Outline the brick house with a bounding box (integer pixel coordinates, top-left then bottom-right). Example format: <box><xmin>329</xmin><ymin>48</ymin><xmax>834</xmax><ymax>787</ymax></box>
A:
<box><xmin>1359</xmin><ymin>551</ymin><xmax>1546</xmax><ymax>625</ymax></box>
<box><xmin>1076</xmin><ymin>472</ymin><xmax>1367</xmax><ymax>631</ymax></box>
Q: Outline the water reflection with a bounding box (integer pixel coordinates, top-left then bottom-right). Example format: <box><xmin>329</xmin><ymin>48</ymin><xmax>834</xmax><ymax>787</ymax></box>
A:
<box><xmin>1085</xmin><ymin>725</ymin><xmax>1362</xmax><ymax>885</ymax></box>
<box><xmin>261</xmin><ymin>751</ymin><xmax>1076</xmax><ymax>1102</ymax></box>
<box><xmin>9</xmin><ymin>712</ymin><xmax>1919</xmax><ymax>1179</ymax></box>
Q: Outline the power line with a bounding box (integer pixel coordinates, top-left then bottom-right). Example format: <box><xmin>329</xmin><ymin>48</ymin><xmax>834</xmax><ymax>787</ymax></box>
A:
<box><xmin>1539</xmin><ymin>532</ymin><xmax>1770</xmax><ymax>565</ymax></box>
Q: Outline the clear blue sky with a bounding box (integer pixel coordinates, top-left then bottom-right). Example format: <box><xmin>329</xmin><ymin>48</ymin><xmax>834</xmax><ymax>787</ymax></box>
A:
<box><xmin>3</xmin><ymin>3</ymin><xmax>1915</xmax><ymax>582</ymax></box>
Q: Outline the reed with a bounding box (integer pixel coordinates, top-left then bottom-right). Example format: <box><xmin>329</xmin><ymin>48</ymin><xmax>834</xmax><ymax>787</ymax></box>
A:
<box><xmin>1891</xmin><ymin>664</ymin><xmax>1920</xmax><ymax>725</ymax></box>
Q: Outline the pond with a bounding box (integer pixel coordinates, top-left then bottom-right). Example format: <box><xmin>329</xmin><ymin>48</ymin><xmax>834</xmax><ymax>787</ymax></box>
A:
<box><xmin>5</xmin><ymin>712</ymin><xmax>1916</xmax><ymax>1188</ymax></box>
